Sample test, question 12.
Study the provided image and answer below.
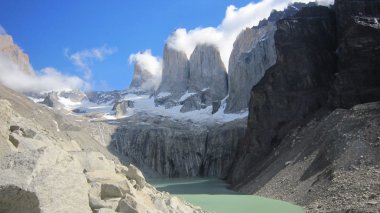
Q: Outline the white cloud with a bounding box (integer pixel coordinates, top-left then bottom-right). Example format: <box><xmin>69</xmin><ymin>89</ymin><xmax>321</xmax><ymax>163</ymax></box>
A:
<box><xmin>66</xmin><ymin>46</ymin><xmax>116</xmax><ymax>80</ymax></box>
<box><xmin>129</xmin><ymin>50</ymin><xmax>162</xmax><ymax>90</ymax></box>
<box><xmin>0</xmin><ymin>53</ymin><xmax>87</xmax><ymax>93</ymax></box>
<box><xmin>0</xmin><ymin>25</ymin><xmax>6</xmax><ymax>35</ymax></box>
<box><xmin>166</xmin><ymin>0</ymin><xmax>334</xmax><ymax>69</ymax></box>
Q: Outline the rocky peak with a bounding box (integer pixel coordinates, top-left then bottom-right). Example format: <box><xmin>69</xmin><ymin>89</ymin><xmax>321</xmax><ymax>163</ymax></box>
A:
<box><xmin>129</xmin><ymin>62</ymin><xmax>155</xmax><ymax>93</ymax></box>
<box><xmin>0</xmin><ymin>35</ymin><xmax>34</xmax><ymax>76</ymax></box>
<box><xmin>157</xmin><ymin>44</ymin><xmax>189</xmax><ymax>96</ymax></box>
<box><xmin>188</xmin><ymin>44</ymin><xmax>228</xmax><ymax>101</ymax></box>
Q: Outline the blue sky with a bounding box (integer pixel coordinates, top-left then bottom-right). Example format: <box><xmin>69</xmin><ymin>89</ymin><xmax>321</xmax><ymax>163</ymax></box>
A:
<box><xmin>0</xmin><ymin>0</ymin><xmax>256</xmax><ymax>91</ymax></box>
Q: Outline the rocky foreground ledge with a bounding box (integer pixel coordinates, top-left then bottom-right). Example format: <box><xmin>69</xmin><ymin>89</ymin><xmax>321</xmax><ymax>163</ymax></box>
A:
<box><xmin>0</xmin><ymin>86</ymin><xmax>204</xmax><ymax>213</ymax></box>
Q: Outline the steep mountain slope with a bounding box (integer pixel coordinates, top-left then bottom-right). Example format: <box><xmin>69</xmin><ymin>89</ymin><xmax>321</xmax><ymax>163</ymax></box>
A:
<box><xmin>228</xmin><ymin>1</ymin><xmax>380</xmax><ymax>212</ymax></box>
<box><xmin>230</xmin><ymin>6</ymin><xmax>337</xmax><ymax>184</ymax></box>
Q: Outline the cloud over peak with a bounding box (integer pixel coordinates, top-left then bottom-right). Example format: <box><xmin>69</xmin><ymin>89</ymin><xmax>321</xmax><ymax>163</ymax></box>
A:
<box><xmin>166</xmin><ymin>0</ymin><xmax>334</xmax><ymax>69</ymax></box>
<box><xmin>129</xmin><ymin>50</ymin><xmax>162</xmax><ymax>90</ymax></box>
<box><xmin>0</xmin><ymin>53</ymin><xmax>86</xmax><ymax>93</ymax></box>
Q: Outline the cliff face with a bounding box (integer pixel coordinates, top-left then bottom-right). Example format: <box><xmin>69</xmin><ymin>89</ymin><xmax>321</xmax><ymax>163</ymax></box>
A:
<box><xmin>157</xmin><ymin>44</ymin><xmax>189</xmax><ymax>96</ymax></box>
<box><xmin>110</xmin><ymin>115</ymin><xmax>246</xmax><ymax>178</ymax></box>
<box><xmin>188</xmin><ymin>44</ymin><xmax>228</xmax><ymax>101</ymax></box>
<box><xmin>229</xmin><ymin>6</ymin><xmax>337</xmax><ymax>184</ymax></box>
<box><xmin>225</xmin><ymin>3</ymin><xmax>317</xmax><ymax>113</ymax></box>
<box><xmin>225</xmin><ymin>24</ymin><xmax>277</xmax><ymax>113</ymax></box>
<box><xmin>154</xmin><ymin>44</ymin><xmax>227</xmax><ymax>111</ymax></box>
<box><xmin>329</xmin><ymin>0</ymin><xmax>380</xmax><ymax>108</ymax></box>
<box><xmin>0</xmin><ymin>35</ymin><xmax>34</xmax><ymax>76</ymax></box>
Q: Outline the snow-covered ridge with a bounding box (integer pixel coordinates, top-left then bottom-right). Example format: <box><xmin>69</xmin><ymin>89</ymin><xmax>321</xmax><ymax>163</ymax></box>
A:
<box><xmin>31</xmin><ymin>90</ymin><xmax>247</xmax><ymax>124</ymax></box>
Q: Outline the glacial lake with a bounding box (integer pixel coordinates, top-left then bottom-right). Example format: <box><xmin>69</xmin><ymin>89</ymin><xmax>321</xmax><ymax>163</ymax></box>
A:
<box><xmin>148</xmin><ymin>178</ymin><xmax>304</xmax><ymax>213</ymax></box>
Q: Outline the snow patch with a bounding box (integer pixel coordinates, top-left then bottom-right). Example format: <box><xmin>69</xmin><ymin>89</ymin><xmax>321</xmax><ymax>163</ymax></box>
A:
<box><xmin>179</xmin><ymin>91</ymin><xmax>197</xmax><ymax>102</ymax></box>
<box><xmin>354</xmin><ymin>16</ymin><xmax>380</xmax><ymax>29</ymax></box>
<box><xmin>156</xmin><ymin>92</ymin><xmax>171</xmax><ymax>99</ymax></box>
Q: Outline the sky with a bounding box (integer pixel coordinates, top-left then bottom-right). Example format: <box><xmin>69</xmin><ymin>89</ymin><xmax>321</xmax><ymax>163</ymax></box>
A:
<box><xmin>0</xmin><ymin>0</ymin><xmax>332</xmax><ymax>92</ymax></box>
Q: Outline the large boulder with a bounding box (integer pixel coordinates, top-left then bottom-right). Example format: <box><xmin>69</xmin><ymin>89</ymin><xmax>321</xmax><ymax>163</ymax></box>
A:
<box><xmin>0</xmin><ymin>146</ymin><xmax>92</xmax><ymax>213</ymax></box>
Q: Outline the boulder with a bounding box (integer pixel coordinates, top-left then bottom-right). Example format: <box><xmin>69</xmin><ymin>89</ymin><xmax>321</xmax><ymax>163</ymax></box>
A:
<box><xmin>112</xmin><ymin>100</ymin><xmax>134</xmax><ymax>118</ymax></box>
<box><xmin>101</xmin><ymin>183</ymin><xmax>124</xmax><ymax>199</ymax></box>
<box><xmin>125</xmin><ymin>164</ymin><xmax>146</xmax><ymax>189</ymax></box>
<box><xmin>39</xmin><ymin>92</ymin><xmax>64</xmax><ymax>109</ymax></box>
<box><xmin>0</xmin><ymin>146</ymin><xmax>92</xmax><ymax>213</ymax></box>
<box><xmin>72</xmin><ymin>151</ymin><xmax>116</xmax><ymax>172</ymax></box>
<box><xmin>8</xmin><ymin>134</ymin><xmax>19</xmax><ymax>148</ymax></box>
<box><xmin>179</xmin><ymin>90</ymin><xmax>211</xmax><ymax>113</ymax></box>
<box><xmin>116</xmin><ymin>196</ymin><xmax>140</xmax><ymax>213</ymax></box>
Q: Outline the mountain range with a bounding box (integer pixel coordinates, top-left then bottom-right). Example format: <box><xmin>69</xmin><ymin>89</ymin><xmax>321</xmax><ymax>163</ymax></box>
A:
<box><xmin>0</xmin><ymin>0</ymin><xmax>379</xmax><ymax>212</ymax></box>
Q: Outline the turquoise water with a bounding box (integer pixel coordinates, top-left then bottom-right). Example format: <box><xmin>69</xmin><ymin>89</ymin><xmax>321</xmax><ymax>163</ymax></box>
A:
<box><xmin>149</xmin><ymin>178</ymin><xmax>304</xmax><ymax>213</ymax></box>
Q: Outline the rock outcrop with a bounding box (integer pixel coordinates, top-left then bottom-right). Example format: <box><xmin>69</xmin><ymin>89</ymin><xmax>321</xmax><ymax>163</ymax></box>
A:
<box><xmin>111</xmin><ymin>114</ymin><xmax>246</xmax><ymax>177</ymax></box>
<box><xmin>86</xmin><ymin>90</ymin><xmax>122</xmax><ymax>105</ymax></box>
<box><xmin>229</xmin><ymin>6</ymin><xmax>337</xmax><ymax>184</ymax></box>
<box><xmin>112</xmin><ymin>100</ymin><xmax>134</xmax><ymax>118</ymax></box>
<box><xmin>39</xmin><ymin>92</ymin><xmax>64</xmax><ymax>109</ymax></box>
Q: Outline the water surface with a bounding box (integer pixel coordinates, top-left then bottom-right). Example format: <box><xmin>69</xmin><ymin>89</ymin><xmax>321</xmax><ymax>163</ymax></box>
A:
<box><xmin>149</xmin><ymin>178</ymin><xmax>304</xmax><ymax>213</ymax></box>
